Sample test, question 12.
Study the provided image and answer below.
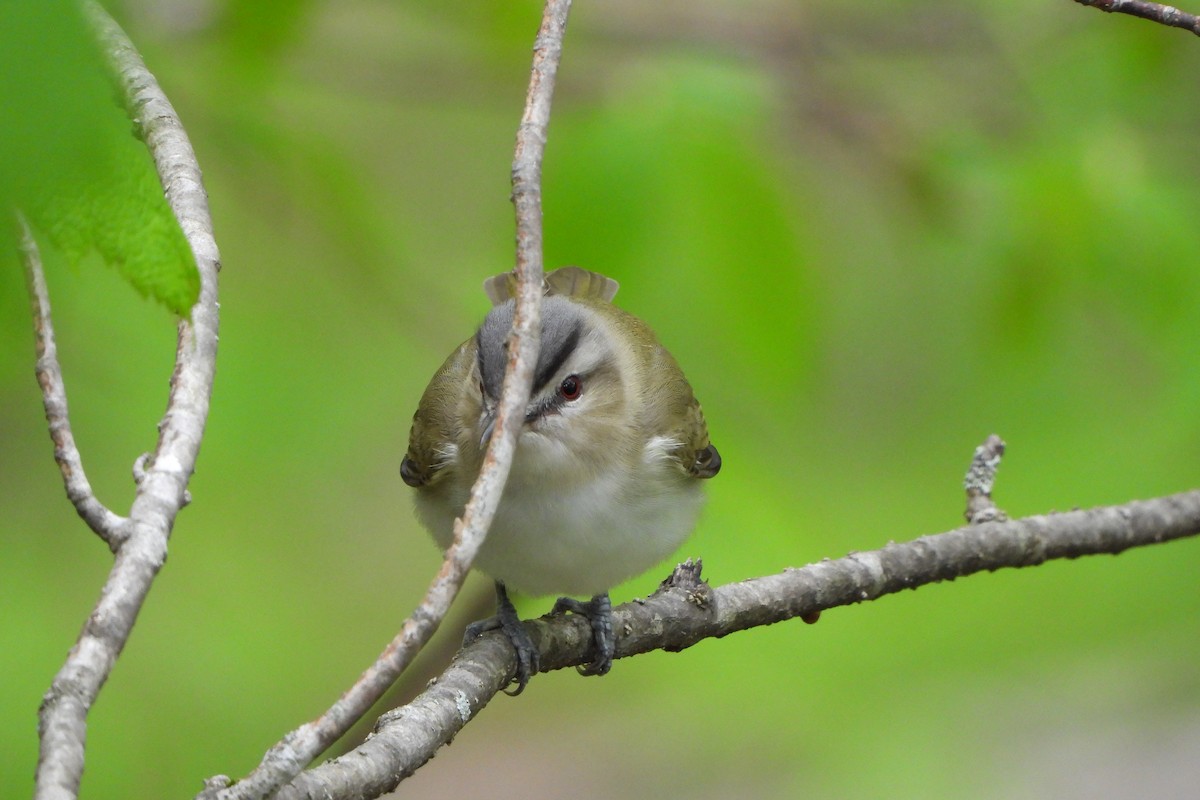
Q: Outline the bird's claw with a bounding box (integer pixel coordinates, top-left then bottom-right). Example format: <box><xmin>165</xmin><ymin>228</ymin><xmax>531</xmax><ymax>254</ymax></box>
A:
<box><xmin>552</xmin><ymin>592</ymin><xmax>615</xmax><ymax>677</ymax></box>
<box><xmin>466</xmin><ymin>582</ymin><xmax>539</xmax><ymax>695</ymax></box>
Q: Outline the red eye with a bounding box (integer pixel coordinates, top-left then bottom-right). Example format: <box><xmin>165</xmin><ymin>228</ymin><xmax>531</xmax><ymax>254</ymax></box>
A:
<box><xmin>558</xmin><ymin>374</ymin><xmax>582</xmax><ymax>401</ymax></box>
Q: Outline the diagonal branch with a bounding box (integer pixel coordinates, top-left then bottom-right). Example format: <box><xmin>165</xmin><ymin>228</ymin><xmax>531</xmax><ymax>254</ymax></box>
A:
<box><xmin>271</xmin><ymin>486</ymin><xmax>1200</xmax><ymax>800</ymax></box>
<box><xmin>18</xmin><ymin>215</ymin><xmax>128</xmax><ymax>549</ymax></box>
<box><xmin>33</xmin><ymin>5</ymin><xmax>221</xmax><ymax>800</ymax></box>
<box><xmin>1072</xmin><ymin>0</ymin><xmax>1200</xmax><ymax>34</ymax></box>
<box><xmin>199</xmin><ymin>2</ymin><xmax>571</xmax><ymax>798</ymax></box>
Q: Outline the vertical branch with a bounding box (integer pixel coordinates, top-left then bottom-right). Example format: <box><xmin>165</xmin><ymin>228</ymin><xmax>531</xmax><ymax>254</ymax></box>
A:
<box><xmin>199</xmin><ymin>2</ymin><xmax>572</xmax><ymax>799</ymax></box>
<box><xmin>448</xmin><ymin>0</ymin><xmax>573</xmax><ymax>601</ymax></box>
<box><xmin>18</xmin><ymin>215</ymin><xmax>128</xmax><ymax>548</ymax></box>
<box><xmin>33</xmin><ymin>5</ymin><xmax>221</xmax><ymax>800</ymax></box>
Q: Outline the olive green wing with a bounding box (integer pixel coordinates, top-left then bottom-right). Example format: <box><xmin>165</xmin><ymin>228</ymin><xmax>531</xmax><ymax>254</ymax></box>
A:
<box><xmin>401</xmin><ymin>338</ymin><xmax>475</xmax><ymax>488</ymax></box>
<box><xmin>599</xmin><ymin>302</ymin><xmax>720</xmax><ymax>480</ymax></box>
<box><xmin>660</xmin><ymin>363</ymin><xmax>721</xmax><ymax>480</ymax></box>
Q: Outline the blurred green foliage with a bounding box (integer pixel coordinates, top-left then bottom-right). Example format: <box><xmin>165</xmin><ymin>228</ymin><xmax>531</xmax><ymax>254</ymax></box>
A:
<box><xmin>3</xmin><ymin>1</ymin><xmax>1200</xmax><ymax>798</ymax></box>
<box><xmin>0</xmin><ymin>0</ymin><xmax>199</xmax><ymax>314</ymax></box>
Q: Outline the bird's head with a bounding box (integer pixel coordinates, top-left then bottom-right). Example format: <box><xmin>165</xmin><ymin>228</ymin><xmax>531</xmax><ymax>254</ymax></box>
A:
<box><xmin>472</xmin><ymin>295</ymin><xmax>630</xmax><ymax>471</ymax></box>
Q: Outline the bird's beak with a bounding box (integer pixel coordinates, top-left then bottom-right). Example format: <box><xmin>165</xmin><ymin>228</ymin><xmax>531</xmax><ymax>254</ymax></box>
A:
<box><xmin>479</xmin><ymin>406</ymin><xmax>497</xmax><ymax>448</ymax></box>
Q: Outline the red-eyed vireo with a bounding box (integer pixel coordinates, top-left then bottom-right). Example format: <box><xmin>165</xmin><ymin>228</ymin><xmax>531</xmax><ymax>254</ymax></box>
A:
<box><xmin>401</xmin><ymin>267</ymin><xmax>720</xmax><ymax>693</ymax></box>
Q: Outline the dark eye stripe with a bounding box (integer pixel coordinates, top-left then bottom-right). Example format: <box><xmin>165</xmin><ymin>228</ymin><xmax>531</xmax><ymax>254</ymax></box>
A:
<box><xmin>533</xmin><ymin>321</ymin><xmax>581</xmax><ymax>393</ymax></box>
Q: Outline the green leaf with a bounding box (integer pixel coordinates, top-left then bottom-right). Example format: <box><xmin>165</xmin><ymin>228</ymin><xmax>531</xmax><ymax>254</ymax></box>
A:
<box><xmin>0</xmin><ymin>0</ymin><xmax>199</xmax><ymax>316</ymax></box>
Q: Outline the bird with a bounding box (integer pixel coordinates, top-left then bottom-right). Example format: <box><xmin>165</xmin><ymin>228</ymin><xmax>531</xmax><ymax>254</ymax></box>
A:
<box><xmin>400</xmin><ymin>266</ymin><xmax>720</xmax><ymax>693</ymax></box>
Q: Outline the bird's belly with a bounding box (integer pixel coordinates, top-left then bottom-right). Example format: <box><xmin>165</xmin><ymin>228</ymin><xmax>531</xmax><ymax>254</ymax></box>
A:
<box><xmin>418</xmin><ymin>470</ymin><xmax>706</xmax><ymax>597</ymax></box>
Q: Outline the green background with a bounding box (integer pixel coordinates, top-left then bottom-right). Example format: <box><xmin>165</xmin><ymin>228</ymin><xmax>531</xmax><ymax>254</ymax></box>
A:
<box><xmin>3</xmin><ymin>1</ymin><xmax>1199</xmax><ymax>797</ymax></box>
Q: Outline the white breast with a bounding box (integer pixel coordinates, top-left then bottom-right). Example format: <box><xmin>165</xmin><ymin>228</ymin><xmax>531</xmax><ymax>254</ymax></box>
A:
<box><xmin>415</xmin><ymin>441</ymin><xmax>706</xmax><ymax>597</ymax></box>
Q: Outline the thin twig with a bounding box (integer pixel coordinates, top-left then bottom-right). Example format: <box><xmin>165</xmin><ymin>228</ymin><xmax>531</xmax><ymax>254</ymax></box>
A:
<box><xmin>18</xmin><ymin>215</ymin><xmax>128</xmax><ymax>549</ymax></box>
<box><xmin>1073</xmin><ymin>0</ymin><xmax>1200</xmax><ymax>34</ymax></box>
<box><xmin>33</xmin><ymin>6</ymin><xmax>220</xmax><ymax>800</ymax></box>
<box><xmin>272</xmin><ymin>488</ymin><xmax>1200</xmax><ymax>799</ymax></box>
<box><xmin>964</xmin><ymin>434</ymin><xmax>1007</xmax><ymax>523</ymax></box>
<box><xmin>199</xmin><ymin>3</ymin><xmax>571</xmax><ymax>798</ymax></box>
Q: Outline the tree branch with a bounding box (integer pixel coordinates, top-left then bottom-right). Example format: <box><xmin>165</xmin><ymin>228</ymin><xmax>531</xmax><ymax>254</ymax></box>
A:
<box><xmin>1072</xmin><ymin>0</ymin><xmax>1200</xmax><ymax>34</ymax></box>
<box><xmin>199</xmin><ymin>2</ymin><xmax>571</xmax><ymax>798</ymax></box>
<box><xmin>268</xmin><ymin>487</ymin><xmax>1200</xmax><ymax>799</ymax></box>
<box><xmin>18</xmin><ymin>215</ymin><xmax>128</xmax><ymax>549</ymax></box>
<box><xmin>964</xmin><ymin>433</ymin><xmax>1007</xmax><ymax>523</ymax></box>
<box><xmin>33</xmin><ymin>6</ymin><xmax>221</xmax><ymax>800</ymax></box>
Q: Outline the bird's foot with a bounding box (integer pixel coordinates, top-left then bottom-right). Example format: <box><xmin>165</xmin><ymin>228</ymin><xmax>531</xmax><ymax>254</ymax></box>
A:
<box><xmin>552</xmin><ymin>592</ymin><xmax>615</xmax><ymax>676</ymax></box>
<box><xmin>464</xmin><ymin>581</ymin><xmax>539</xmax><ymax>695</ymax></box>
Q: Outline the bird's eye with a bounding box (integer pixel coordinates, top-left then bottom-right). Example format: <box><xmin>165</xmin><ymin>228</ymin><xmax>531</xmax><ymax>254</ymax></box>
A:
<box><xmin>558</xmin><ymin>374</ymin><xmax>583</xmax><ymax>401</ymax></box>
